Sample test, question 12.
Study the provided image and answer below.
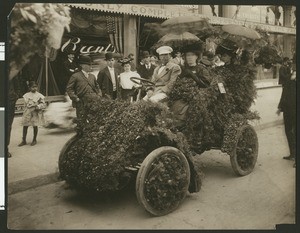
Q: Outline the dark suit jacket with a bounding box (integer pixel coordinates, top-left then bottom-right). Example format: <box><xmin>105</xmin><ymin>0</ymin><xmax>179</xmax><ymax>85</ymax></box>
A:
<box><xmin>97</xmin><ymin>66</ymin><xmax>120</xmax><ymax>99</ymax></box>
<box><xmin>151</xmin><ymin>61</ymin><xmax>181</xmax><ymax>94</ymax></box>
<box><xmin>66</xmin><ymin>71</ymin><xmax>101</xmax><ymax>105</ymax></box>
<box><xmin>137</xmin><ymin>64</ymin><xmax>156</xmax><ymax>80</ymax></box>
<box><xmin>279</xmin><ymin>65</ymin><xmax>291</xmax><ymax>86</ymax></box>
<box><xmin>278</xmin><ymin>78</ymin><xmax>296</xmax><ymax>114</ymax></box>
<box><xmin>180</xmin><ymin>64</ymin><xmax>212</xmax><ymax>88</ymax></box>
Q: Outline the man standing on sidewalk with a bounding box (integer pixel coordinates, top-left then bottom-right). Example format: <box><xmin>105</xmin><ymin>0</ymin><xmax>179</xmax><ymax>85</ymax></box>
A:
<box><xmin>279</xmin><ymin>57</ymin><xmax>292</xmax><ymax>86</ymax></box>
<box><xmin>66</xmin><ymin>55</ymin><xmax>102</xmax><ymax>120</ymax></box>
<box><xmin>277</xmin><ymin>58</ymin><xmax>296</xmax><ymax>167</ymax></box>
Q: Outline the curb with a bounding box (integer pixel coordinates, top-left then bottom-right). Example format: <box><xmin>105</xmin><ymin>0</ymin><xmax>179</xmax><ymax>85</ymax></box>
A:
<box><xmin>256</xmin><ymin>85</ymin><xmax>281</xmax><ymax>90</ymax></box>
<box><xmin>252</xmin><ymin>119</ymin><xmax>283</xmax><ymax>131</ymax></box>
<box><xmin>8</xmin><ymin>172</ymin><xmax>60</xmax><ymax>195</ymax></box>
<box><xmin>8</xmin><ymin>120</ymin><xmax>284</xmax><ymax>195</ymax></box>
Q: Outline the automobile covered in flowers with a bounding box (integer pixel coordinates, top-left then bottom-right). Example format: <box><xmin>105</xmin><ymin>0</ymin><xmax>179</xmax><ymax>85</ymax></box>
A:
<box><xmin>58</xmin><ymin>60</ymin><xmax>259</xmax><ymax>216</ymax></box>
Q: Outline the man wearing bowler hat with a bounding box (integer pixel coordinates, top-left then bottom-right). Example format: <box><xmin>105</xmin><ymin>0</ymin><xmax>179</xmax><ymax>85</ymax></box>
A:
<box><xmin>137</xmin><ymin>51</ymin><xmax>156</xmax><ymax>81</ymax></box>
<box><xmin>143</xmin><ymin>46</ymin><xmax>181</xmax><ymax>103</ymax></box>
<box><xmin>97</xmin><ymin>52</ymin><xmax>120</xmax><ymax>100</ymax></box>
<box><xmin>66</xmin><ymin>55</ymin><xmax>102</xmax><ymax>119</ymax></box>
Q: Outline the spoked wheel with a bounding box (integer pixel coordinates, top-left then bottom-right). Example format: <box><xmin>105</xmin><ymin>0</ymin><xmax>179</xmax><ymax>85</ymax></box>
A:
<box><xmin>136</xmin><ymin>146</ymin><xmax>190</xmax><ymax>216</ymax></box>
<box><xmin>230</xmin><ymin>124</ymin><xmax>259</xmax><ymax>176</ymax></box>
<box><xmin>58</xmin><ymin>134</ymin><xmax>80</xmax><ymax>171</ymax></box>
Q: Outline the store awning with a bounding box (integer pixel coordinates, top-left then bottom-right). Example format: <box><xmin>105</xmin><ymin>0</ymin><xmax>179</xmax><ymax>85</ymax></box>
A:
<box><xmin>66</xmin><ymin>4</ymin><xmax>296</xmax><ymax>35</ymax></box>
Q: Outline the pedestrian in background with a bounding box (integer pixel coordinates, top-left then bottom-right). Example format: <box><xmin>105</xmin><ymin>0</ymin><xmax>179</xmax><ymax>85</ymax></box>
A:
<box><xmin>279</xmin><ymin>57</ymin><xmax>291</xmax><ymax>86</ymax></box>
<box><xmin>18</xmin><ymin>81</ymin><xmax>46</xmax><ymax>146</ymax></box>
<box><xmin>277</xmin><ymin>57</ymin><xmax>296</xmax><ymax>167</ymax></box>
<box><xmin>128</xmin><ymin>53</ymin><xmax>136</xmax><ymax>71</ymax></box>
<box><xmin>97</xmin><ymin>52</ymin><xmax>120</xmax><ymax>100</ymax></box>
<box><xmin>171</xmin><ymin>50</ymin><xmax>184</xmax><ymax>66</ymax></box>
<box><xmin>118</xmin><ymin>57</ymin><xmax>142</xmax><ymax>102</ymax></box>
<box><xmin>137</xmin><ymin>51</ymin><xmax>156</xmax><ymax>80</ymax></box>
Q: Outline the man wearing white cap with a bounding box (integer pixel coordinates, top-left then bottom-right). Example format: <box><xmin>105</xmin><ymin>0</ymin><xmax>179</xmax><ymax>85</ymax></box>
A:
<box><xmin>143</xmin><ymin>45</ymin><xmax>181</xmax><ymax>103</ymax></box>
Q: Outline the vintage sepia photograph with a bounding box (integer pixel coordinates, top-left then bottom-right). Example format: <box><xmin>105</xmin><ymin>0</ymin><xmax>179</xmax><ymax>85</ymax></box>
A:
<box><xmin>6</xmin><ymin>2</ymin><xmax>296</xmax><ymax>230</ymax></box>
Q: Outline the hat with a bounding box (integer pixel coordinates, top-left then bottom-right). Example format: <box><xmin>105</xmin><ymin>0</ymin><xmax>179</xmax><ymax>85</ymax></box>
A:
<box><xmin>89</xmin><ymin>52</ymin><xmax>106</xmax><ymax>61</ymax></box>
<box><xmin>181</xmin><ymin>42</ymin><xmax>203</xmax><ymax>56</ymax></box>
<box><xmin>105</xmin><ymin>52</ymin><xmax>115</xmax><ymax>60</ymax></box>
<box><xmin>141</xmin><ymin>51</ymin><xmax>150</xmax><ymax>59</ymax></box>
<box><xmin>78</xmin><ymin>55</ymin><xmax>93</xmax><ymax>65</ymax></box>
<box><xmin>28</xmin><ymin>81</ymin><xmax>38</xmax><ymax>88</ymax></box>
<box><xmin>118</xmin><ymin>57</ymin><xmax>133</xmax><ymax>66</ymax></box>
<box><xmin>156</xmin><ymin>46</ymin><xmax>173</xmax><ymax>55</ymax></box>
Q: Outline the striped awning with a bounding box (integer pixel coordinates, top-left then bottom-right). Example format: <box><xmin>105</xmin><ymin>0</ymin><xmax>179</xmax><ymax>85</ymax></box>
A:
<box><xmin>66</xmin><ymin>4</ymin><xmax>296</xmax><ymax>35</ymax></box>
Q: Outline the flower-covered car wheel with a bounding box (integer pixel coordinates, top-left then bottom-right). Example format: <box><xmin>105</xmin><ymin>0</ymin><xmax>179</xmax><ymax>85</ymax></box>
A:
<box><xmin>58</xmin><ymin>134</ymin><xmax>80</xmax><ymax>173</ymax></box>
<box><xmin>230</xmin><ymin>124</ymin><xmax>258</xmax><ymax>176</ymax></box>
<box><xmin>136</xmin><ymin>146</ymin><xmax>190</xmax><ymax>216</ymax></box>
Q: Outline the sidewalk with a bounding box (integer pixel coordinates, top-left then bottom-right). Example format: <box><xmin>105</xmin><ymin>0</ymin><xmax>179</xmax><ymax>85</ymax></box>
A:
<box><xmin>8</xmin><ymin>83</ymin><xmax>284</xmax><ymax>194</ymax></box>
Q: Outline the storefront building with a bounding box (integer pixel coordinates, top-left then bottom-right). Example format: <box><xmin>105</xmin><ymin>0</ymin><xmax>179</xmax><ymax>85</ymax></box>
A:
<box><xmin>14</xmin><ymin>4</ymin><xmax>296</xmax><ymax>110</ymax></box>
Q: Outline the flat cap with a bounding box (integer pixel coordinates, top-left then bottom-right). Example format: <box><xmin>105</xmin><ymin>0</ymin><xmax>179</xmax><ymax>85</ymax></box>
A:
<box><xmin>156</xmin><ymin>46</ymin><xmax>173</xmax><ymax>55</ymax></box>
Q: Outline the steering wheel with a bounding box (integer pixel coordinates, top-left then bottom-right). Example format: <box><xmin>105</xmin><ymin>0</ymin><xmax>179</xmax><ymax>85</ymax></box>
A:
<box><xmin>130</xmin><ymin>77</ymin><xmax>155</xmax><ymax>88</ymax></box>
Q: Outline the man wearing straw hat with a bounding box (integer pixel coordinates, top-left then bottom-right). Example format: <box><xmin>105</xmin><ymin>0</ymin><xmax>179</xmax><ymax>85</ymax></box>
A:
<box><xmin>143</xmin><ymin>46</ymin><xmax>181</xmax><ymax>103</ymax></box>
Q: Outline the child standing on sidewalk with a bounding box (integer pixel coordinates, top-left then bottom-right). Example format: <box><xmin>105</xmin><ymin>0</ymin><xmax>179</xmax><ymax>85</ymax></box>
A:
<box><xmin>18</xmin><ymin>81</ymin><xmax>46</xmax><ymax>146</ymax></box>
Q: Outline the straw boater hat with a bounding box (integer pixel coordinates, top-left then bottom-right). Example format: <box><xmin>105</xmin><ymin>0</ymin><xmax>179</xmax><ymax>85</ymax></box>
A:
<box><xmin>156</xmin><ymin>46</ymin><xmax>173</xmax><ymax>55</ymax></box>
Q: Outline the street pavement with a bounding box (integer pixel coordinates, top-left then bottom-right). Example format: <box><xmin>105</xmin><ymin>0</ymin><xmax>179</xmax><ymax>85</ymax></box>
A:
<box><xmin>7</xmin><ymin>124</ymin><xmax>295</xmax><ymax>229</ymax></box>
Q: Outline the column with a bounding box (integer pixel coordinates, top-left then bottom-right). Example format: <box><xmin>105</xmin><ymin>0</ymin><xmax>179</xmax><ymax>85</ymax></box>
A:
<box><xmin>198</xmin><ymin>5</ymin><xmax>204</xmax><ymax>14</ymax></box>
<box><xmin>219</xmin><ymin>5</ymin><xmax>236</xmax><ymax>18</ymax></box>
<box><xmin>282</xmin><ymin>6</ymin><xmax>293</xmax><ymax>58</ymax></box>
<box><xmin>123</xmin><ymin>15</ymin><xmax>137</xmax><ymax>66</ymax></box>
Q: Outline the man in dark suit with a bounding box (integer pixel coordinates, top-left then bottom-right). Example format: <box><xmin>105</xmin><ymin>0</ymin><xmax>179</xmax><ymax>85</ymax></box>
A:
<box><xmin>279</xmin><ymin>57</ymin><xmax>292</xmax><ymax>87</ymax></box>
<box><xmin>66</xmin><ymin>55</ymin><xmax>102</xmax><ymax>119</ymax></box>
<box><xmin>143</xmin><ymin>46</ymin><xmax>181</xmax><ymax>103</ymax></box>
<box><xmin>277</xmin><ymin>59</ymin><xmax>296</xmax><ymax>167</ymax></box>
<box><xmin>137</xmin><ymin>51</ymin><xmax>156</xmax><ymax>80</ymax></box>
<box><xmin>97</xmin><ymin>52</ymin><xmax>120</xmax><ymax>100</ymax></box>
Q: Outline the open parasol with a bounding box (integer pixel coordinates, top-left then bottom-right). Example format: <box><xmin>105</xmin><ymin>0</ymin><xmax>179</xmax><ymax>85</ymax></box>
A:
<box><xmin>151</xmin><ymin>31</ymin><xmax>201</xmax><ymax>50</ymax></box>
<box><xmin>161</xmin><ymin>16</ymin><xmax>212</xmax><ymax>34</ymax></box>
<box><xmin>221</xmin><ymin>24</ymin><xmax>261</xmax><ymax>40</ymax></box>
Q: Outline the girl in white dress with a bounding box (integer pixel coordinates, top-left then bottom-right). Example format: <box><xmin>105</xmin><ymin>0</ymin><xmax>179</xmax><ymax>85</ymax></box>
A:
<box><xmin>18</xmin><ymin>81</ymin><xmax>46</xmax><ymax>146</ymax></box>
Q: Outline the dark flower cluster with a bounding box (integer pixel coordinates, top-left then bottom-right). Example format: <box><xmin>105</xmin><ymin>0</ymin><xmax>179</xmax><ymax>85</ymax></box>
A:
<box><xmin>254</xmin><ymin>45</ymin><xmax>282</xmax><ymax>68</ymax></box>
<box><xmin>169</xmin><ymin>64</ymin><xmax>259</xmax><ymax>153</ymax></box>
<box><xmin>59</xmin><ymin>99</ymin><xmax>196</xmax><ymax>192</ymax></box>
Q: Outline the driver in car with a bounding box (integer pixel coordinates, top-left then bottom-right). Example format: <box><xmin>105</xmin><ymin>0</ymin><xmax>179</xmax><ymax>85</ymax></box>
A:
<box><xmin>143</xmin><ymin>46</ymin><xmax>181</xmax><ymax>103</ymax></box>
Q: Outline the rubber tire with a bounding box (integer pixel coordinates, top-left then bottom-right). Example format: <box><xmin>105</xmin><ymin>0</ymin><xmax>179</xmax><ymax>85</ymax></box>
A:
<box><xmin>58</xmin><ymin>134</ymin><xmax>80</xmax><ymax>172</ymax></box>
<box><xmin>136</xmin><ymin>146</ymin><xmax>190</xmax><ymax>216</ymax></box>
<box><xmin>230</xmin><ymin>124</ymin><xmax>259</xmax><ymax>176</ymax></box>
